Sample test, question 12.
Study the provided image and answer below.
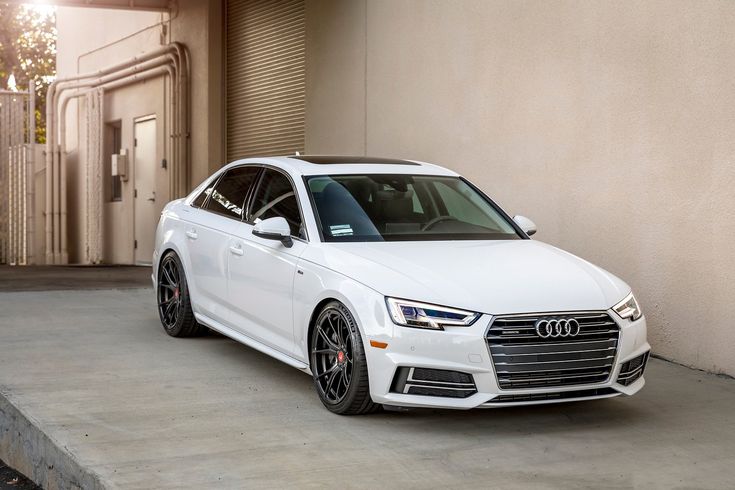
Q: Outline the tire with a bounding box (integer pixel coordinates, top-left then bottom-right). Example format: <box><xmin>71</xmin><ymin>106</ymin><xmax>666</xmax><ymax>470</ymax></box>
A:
<box><xmin>309</xmin><ymin>301</ymin><xmax>380</xmax><ymax>415</ymax></box>
<box><xmin>157</xmin><ymin>251</ymin><xmax>208</xmax><ymax>337</ymax></box>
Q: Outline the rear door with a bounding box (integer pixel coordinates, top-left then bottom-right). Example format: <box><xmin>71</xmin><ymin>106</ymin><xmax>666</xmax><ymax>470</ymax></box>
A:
<box><xmin>227</xmin><ymin>168</ymin><xmax>308</xmax><ymax>356</ymax></box>
<box><xmin>185</xmin><ymin>166</ymin><xmax>261</xmax><ymax>323</ymax></box>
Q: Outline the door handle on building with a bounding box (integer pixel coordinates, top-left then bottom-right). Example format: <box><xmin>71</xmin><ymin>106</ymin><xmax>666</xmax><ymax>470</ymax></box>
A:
<box><xmin>185</xmin><ymin>229</ymin><xmax>198</xmax><ymax>240</ymax></box>
<box><xmin>229</xmin><ymin>244</ymin><xmax>244</xmax><ymax>256</ymax></box>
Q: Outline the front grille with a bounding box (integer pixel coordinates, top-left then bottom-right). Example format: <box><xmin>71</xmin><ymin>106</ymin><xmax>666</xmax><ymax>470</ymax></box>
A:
<box><xmin>488</xmin><ymin>387</ymin><xmax>618</xmax><ymax>404</ymax></box>
<box><xmin>391</xmin><ymin>367</ymin><xmax>477</xmax><ymax>398</ymax></box>
<box><xmin>617</xmin><ymin>351</ymin><xmax>649</xmax><ymax>386</ymax></box>
<box><xmin>486</xmin><ymin>312</ymin><xmax>620</xmax><ymax>390</ymax></box>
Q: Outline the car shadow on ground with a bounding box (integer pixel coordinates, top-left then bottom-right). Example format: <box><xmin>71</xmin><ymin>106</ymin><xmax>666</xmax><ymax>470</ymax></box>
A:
<box><xmin>184</xmin><ymin>328</ymin><xmax>653</xmax><ymax>437</ymax></box>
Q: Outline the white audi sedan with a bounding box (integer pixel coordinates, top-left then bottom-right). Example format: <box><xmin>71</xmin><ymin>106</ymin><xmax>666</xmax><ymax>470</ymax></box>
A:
<box><xmin>153</xmin><ymin>155</ymin><xmax>650</xmax><ymax>414</ymax></box>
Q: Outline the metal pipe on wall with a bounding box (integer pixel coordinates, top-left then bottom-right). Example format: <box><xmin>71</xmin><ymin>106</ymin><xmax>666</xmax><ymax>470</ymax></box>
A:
<box><xmin>57</xmin><ymin>53</ymin><xmax>181</xmax><ymax>264</ymax></box>
<box><xmin>45</xmin><ymin>42</ymin><xmax>189</xmax><ymax>264</ymax></box>
<box><xmin>56</xmin><ymin>55</ymin><xmax>178</xmax><ymax>264</ymax></box>
<box><xmin>58</xmin><ymin>65</ymin><xmax>172</xmax><ymax>263</ymax></box>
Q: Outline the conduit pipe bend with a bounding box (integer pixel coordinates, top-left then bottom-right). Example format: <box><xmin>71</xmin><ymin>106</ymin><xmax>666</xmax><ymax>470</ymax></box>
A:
<box><xmin>45</xmin><ymin>43</ymin><xmax>181</xmax><ymax>263</ymax></box>
<box><xmin>45</xmin><ymin>43</ymin><xmax>189</xmax><ymax>264</ymax></box>
<box><xmin>56</xmin><ymin>56</ymin><xmax>179</xmax><ymax>262</ymax></box>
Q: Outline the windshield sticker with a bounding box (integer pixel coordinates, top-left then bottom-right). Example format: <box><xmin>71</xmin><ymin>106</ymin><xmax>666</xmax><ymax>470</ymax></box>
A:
<box><xmin>330</xmin><ymin>224</ymin><xmax>354</xmax><ymax>236</ymax></box>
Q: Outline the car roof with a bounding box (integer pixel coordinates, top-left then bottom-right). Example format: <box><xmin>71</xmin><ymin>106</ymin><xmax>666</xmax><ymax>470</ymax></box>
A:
<box><xmin>221</xmin><ymin>155</ymin><xmax>460</xmax><ymax>177</ymax></box>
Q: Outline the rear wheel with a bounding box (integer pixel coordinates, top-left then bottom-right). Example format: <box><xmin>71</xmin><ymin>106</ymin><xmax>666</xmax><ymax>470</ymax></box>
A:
<box><xmin>157</xmin><ymin>251</ymin><xmax>207</xmax><ymax>337</ymax></box>
<box><xmin>310</xmin><ymin>301</ymin><xmax>379</xmax><ymax>415</ymax></box>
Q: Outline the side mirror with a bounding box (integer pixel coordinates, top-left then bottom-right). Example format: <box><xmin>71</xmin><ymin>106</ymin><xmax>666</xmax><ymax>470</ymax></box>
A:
<box><xmin>252</xmin><ymin>217</ymin><xmax>293</xmax><ymax>247</ymax></box>
<box><xmin>513</xmin><ymin>215</ymin><xmax>537</xmax><ymax>236</ymax></box>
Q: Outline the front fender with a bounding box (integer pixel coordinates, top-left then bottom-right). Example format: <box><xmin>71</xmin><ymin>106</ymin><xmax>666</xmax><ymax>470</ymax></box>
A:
<box><xmin>292</xmin><ymin>258</ymin><xmax>393</xmax><ymax>367</ymax></box>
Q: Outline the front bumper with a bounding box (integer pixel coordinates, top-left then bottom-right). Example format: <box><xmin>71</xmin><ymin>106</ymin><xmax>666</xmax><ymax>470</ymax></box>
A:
<box><xmin>364</xmin><ymin>311</ymin><xmax>649</xmax><ymax>409</ymax></box>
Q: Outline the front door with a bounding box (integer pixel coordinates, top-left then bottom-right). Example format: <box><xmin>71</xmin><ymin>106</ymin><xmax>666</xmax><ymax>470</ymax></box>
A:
<box><xmin>133</xmin><ymin>116</ymin><xmax>157</xmax><ymax>264</ymax></box>
<box><xmin>228</xmin><ymin>168</ymin><xmax>308</xmax><ymax>357</ymax></box>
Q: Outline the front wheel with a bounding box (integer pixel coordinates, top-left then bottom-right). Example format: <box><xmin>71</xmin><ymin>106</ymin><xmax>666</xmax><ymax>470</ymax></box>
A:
<box><xmin>310</xmin><ymin>301</ymin><xmax>380</xmax><ymax>415</ymax></box>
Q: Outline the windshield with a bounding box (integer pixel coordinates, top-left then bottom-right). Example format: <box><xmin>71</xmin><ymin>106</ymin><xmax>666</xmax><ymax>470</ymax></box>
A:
<box><xmin>306</xmin><ymin>174</ymin><xmax>522</xmax><ymax>242</ymax></box>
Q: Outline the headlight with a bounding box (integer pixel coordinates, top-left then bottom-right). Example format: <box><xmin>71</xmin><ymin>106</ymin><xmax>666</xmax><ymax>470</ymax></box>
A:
<box><xmin>613</xmin><ymin>292</ymin><xmax>642</xmax><ymax>321</ymax></box>
<box><xmin>385</xmin><ymin>297</ymin><xmax>480</xmax><ymax>330</ymax></box>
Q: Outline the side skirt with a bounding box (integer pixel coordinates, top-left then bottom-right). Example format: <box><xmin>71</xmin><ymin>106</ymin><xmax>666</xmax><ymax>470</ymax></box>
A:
<box><xmin>194</xmin><ymin>312</ymin><xmax>311</xmax><ymax>374</ymax></box>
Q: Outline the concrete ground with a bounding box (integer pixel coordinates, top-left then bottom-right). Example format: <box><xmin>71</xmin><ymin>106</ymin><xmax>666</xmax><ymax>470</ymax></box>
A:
<box><xmin>0</xmin><ymin>285</ymin><xmax>734</xmax><ymax>489</ymax></box>
<box><xmin>0</xmin><ymin>265</ymin><xmax>151</xmax><ymax>292</ymax></box>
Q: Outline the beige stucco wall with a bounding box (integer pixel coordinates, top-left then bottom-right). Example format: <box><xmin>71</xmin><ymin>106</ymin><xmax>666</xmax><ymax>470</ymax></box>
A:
<box><xmin>56</xmin><ymin>1</ymin><xmax>223</xmax><ymax>263</ymax></box>
<box><xmin>305</xmin><ymin>0</ymin><xmax>735</xmax><ymax>377</ymax></box>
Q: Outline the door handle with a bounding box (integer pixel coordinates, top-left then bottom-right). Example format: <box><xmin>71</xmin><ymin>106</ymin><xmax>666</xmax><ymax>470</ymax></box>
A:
<box><xmin>229</xmin><ymin>244</ymin><xmax>244</xmax><ymax>256</ymax></box>
<box><xmin>185</xmin><ymin>229</ymin><xmax>198</xmax><ymax>240</ymax></box>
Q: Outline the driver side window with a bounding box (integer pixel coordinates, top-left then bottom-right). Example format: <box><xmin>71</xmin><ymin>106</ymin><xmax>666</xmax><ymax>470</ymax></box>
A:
<box><xmin>248</xmin><ymin>169</ymin><xmax>305</xmax><ymax>239</ymax></box>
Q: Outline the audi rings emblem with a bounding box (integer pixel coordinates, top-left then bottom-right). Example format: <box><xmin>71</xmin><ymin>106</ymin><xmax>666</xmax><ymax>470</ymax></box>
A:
<box><xmin>534</xmin><ymin>318</ymin><xmax>581</xmax><ymax>338</ymax></box>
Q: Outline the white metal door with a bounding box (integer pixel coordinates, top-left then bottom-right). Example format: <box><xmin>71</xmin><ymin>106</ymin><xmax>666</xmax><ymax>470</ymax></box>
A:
<box><xmin>134</xmin><ymin>117</ymin><xmax>157</xmax><ymax>265</ymax></box>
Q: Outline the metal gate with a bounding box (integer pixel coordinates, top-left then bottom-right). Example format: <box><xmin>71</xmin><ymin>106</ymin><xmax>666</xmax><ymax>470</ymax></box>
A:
<box><xmin>0</xmin><ymin>89</ymin><xmax>35</xmax><ymax>265</ymax></box>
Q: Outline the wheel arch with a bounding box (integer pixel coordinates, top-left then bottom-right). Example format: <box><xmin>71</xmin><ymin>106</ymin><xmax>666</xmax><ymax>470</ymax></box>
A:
<box><xmin>155</xmin><ymin>239</ymin><xmax>200</xmax><ymax>312</ymax></box>
<box><xmin>306</xmin><ymin>297</ymin><xmax>340</xmax><ymax>369</ymax></box>
<box><xmin>155</xmin><ymin>246</ymin><xmax>180</xmax><ymax>281</ymax></box>
<box><xmin>293</xmin><ymin>260</ymin><xmax>392</xmax><ymax>370</ymax></box>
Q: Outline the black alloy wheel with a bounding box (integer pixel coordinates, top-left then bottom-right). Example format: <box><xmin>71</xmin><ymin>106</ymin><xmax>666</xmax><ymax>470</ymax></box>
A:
<box><xmin>310</xmin><ymin>301</ymin><xmax>379</xmax><ymax>415</ymax></box>
<box><xmin>157</xmin><ymin>251</ymin><xmax>207</xmax><ymax>337</ymax></box>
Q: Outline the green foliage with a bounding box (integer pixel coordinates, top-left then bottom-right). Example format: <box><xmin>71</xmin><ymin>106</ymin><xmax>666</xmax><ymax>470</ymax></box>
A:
<box><xmin>0</xmin><ymin>2</ymin><xmax>56</xmax><ymax>143</ymax></box>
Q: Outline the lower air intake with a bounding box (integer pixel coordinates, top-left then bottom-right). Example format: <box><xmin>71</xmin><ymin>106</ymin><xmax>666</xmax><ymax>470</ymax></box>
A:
<box><xmin>391</xmin><ymin>367</ymin><xmax>477</xmax><ymax>399</ymax></box>
<box><xmin>617</xmin><ymin>351</ymin><xmax>650</xmax><ymax>386</ymax></box>
<box><xmin>488</xmin><ymin>387</ymin><xmax>618</xmax><ymax>404</ymax></box>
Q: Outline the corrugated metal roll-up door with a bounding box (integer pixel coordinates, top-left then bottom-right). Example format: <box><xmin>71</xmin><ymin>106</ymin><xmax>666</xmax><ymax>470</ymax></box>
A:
<box><xmin>226</xmin><ymin>0</ymin><xmax>306</xmax><ymax>161</ymax></box>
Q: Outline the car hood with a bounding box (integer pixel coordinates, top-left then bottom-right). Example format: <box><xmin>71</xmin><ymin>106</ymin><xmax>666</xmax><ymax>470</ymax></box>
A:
<box><xmin>303</xmin><ymin>240</ymin><xmax>630</xmax><ymax>315</ymax></box>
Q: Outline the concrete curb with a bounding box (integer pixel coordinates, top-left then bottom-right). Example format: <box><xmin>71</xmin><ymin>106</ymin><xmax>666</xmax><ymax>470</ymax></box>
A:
<box><xmin>0</xmin><ymin>390</ymin><xmax>106</xmax><ymax>490</ymax></box>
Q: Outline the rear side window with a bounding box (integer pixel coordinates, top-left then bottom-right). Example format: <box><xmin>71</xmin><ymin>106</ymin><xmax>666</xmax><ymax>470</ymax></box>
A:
<box><xmin>248</xmin><ymin>169</ymin><xmax>305</xmax><ymax>239</ymax></box>
<box><xmin>203</xmin><ymin>166</ymin><xmax>260</xmax><ymax>219</ymax></box>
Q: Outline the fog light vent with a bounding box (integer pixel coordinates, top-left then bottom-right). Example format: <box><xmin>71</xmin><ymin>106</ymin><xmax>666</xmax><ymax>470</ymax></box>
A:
<box><xmin>391</xmin><ymin>367</ymin><xmax>477</xmax><ymax>398</ymax></box>
<box><xmin>617</xmin><ymin>351</ymin><xmax>650</xmax><ymax>386</ymax></box>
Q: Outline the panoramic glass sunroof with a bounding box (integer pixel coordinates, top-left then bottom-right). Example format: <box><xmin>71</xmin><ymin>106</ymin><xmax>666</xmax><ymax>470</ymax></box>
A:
<box><xmin>289</xmin><ymin>155</ymin><xmax>420</xmax><ymax>165</ymax></box>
